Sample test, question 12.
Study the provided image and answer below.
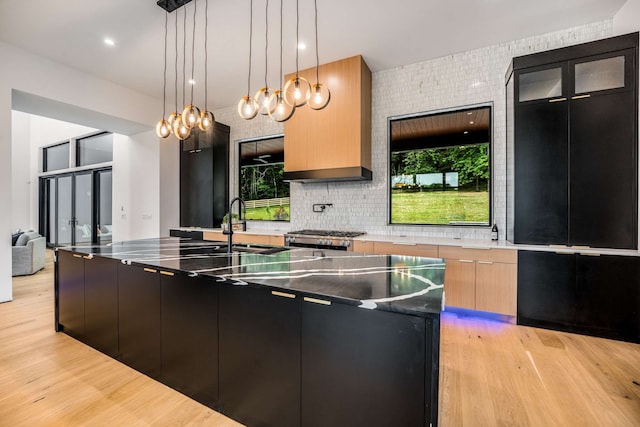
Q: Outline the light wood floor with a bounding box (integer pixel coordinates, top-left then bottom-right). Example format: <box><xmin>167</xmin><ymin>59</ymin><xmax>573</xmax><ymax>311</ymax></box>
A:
<box><xmin>1</xmin><ymin>251</ymin><xmax>639</xmax><ymax>426</ymax></box>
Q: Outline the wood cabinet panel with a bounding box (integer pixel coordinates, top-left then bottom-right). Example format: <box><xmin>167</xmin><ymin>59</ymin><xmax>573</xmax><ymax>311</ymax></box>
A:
<box><xmin>83</xmin><ymin>256</ymin><xmax>119</xmax><ymax>358</ymax></box>
<box><xmin>57</xmin><ymin>251</ymin><xmax>85</xmax><ymax>339</ymax></box>
<box><xmin>284</xmin><ymin>55</ymin><xmax>371</xmax><ymax>176</ymax></box>
<box><xmin>475</xmin><ymin>262</ymin><xmax>517</xmax><ymax>315</ymax></box>
<box><xmin>353</xmin><ymin>240</ymin><xmax>374</xmax><ymax>253</ymax></box>
<box><xmin>202</xmin><ymin>230</ymin><xmax>225</xmax><ymax>241</ymax></box>
<box><xmin>438</xmin><ymin>246</ymin><xmax>517</xmax><ymax>263</ymax></box>
<box><xmin>373</xmin><ymin>241</ymin><xmax>438</xmax><ymax>258</ymax></box>
<box><xmin>443</xmin><ymin>259</ymin><xmax>476</xmax><ymax>310</ymax></box>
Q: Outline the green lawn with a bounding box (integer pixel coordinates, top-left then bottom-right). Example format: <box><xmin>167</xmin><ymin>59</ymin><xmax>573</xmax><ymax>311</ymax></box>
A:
<box><xmin>391</xmin><ymin>191</ymin><xmax>489</xmax><ymax>224</ymax></box>
<box><xmin>245</xmin><ymin>205</ymin><xmax>290</xmax><ymax>221</ymax></box>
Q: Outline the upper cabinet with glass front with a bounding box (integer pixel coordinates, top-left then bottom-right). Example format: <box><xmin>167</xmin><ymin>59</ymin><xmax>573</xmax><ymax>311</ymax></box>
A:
<box><xmin>517</xmin><ymin>65</ymin><xmax>565</xmax><ymax>102</ymax></box>
<box><xmin>572</xmin><ymin>50</ymin><xmax>633</xmax><ymax>96</ymax></box>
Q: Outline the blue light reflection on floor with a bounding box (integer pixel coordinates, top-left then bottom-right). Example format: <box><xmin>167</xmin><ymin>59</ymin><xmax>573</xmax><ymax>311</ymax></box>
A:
<box><xmin>441</xmin><ymin>307</ymin><xmax>513</xmax><ymax>332</ymax></box>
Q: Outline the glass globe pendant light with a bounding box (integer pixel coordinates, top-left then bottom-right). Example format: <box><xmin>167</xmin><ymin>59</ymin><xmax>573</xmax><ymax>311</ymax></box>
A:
<box><xmin>238</xmin><ymin>0</ymin><xmax>259</xmax><ymax>120</ymax></box>
<box><xmin>283</xmin><ymin>0</ymin><xmax>310</xmax><ymax>107</ymax></box>
<box><xmin>307</xmin><ymin>0</ymin><xmax>330</xmax><ymax>110</ymax></box>
<box><xmin>268</xmin><ymin>0</ymin><xmax>294</xmax><ymax>122</ymax></box>
<box><xmin>174</xmin><ymin>6</ymin><xmax>190</xmax><ymax>140</ymax></box>
<box><xmin>156</xmin><ymin>11</ymin><xmax>171</xmax><ymax>138</ymax></box>
<box><xmin>182</xmin><ymin>0</ymin><xmax>201</xmax><ymax>129</ymax></box>
<box><xmin>254</xmin><ymin>0</ymin><xmax>275</xmax><ymax>115</ymax></box>
<box><xmin>199</xmin><ymin>0</ymin><xmax>214</xmax><ymax>131</ymax></box>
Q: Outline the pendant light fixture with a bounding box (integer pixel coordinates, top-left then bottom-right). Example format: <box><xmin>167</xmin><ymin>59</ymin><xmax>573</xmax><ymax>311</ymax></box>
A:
<box><xmin>254</xmin><ymin>0</ymin><xmax>275</xmax><ymax>115</ymax></box>
<box><xmin>238</xmin><ymin>0</ymin><xmax>259</xmax><ymax>120</ymax></box>
<box><xmin>167</xmin><ymin>9</ymin><xmax>180</xmax><ymax>132</ymax></box>
<box><xmin>307</xmin><ymin>0</ymin><xmax>330</xmax><ymax>110</ymax></box>
<box><xmin>268</xmin><ymin>0</ymin><xmax>294</xmax><ymax>122</ymax></box>
<box><xmin>283</xmin><ymin>0</ymin><xmax>311</xmax><ymax>108</ymax></box>
<box><xmin>182</xmin><ymin>0</ymin><xmax>201</xmax><ymax>129</ymax></box>
<box><xmin>199</xmin><ymin>0</ymin><xmax>214</xmax><ymax>131</ymax></box>
<box><xmin>156</xmin><ymin>11</ymin><xmax>171</xmax><ymax>138</ymax></box>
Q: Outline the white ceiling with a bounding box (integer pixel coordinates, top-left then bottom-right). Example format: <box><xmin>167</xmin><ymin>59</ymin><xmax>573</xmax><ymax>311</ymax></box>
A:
<box><xmin>0</xmin><ymin>0</ymin><xmax>628</xmax><ymax>111</ymax></box>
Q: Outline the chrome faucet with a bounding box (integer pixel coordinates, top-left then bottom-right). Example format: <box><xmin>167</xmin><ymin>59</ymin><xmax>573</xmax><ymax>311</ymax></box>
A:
<box><xmin>224</xmin><ymin>197</ymin><xmax>247</xmax><ymax>253</ymax></box>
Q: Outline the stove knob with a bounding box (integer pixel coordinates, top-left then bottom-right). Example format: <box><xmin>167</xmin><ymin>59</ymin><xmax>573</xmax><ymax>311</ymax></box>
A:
<box><xmin>345</xmin><ymin>240</ymin><xmax>351</xmax><ymax>247</ymax></box>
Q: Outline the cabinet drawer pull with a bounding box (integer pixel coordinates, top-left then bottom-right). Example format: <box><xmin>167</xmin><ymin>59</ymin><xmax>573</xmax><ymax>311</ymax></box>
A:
<box><xmin>548</xmin><ymin>97</ymin><xmax>567</xmax><ymax>103</ymax></box>
<box><xmin>477</xmin><ymin>261</ymin><xmax>493</xmax><ymax>265</ymax></box>
<box><xmin>304</xmin><ymin>297</ymin><xmax>331</xmax><ymax>306</ymax></box>
<box><xmin>549</xmin><ymin>244</ymin><xmax>568</xmax><ymax>249</ymax></box>
<box><xmin>272</xmin><ymin>291</ymin><xmax>296</xmax><ymax>299</ymax></box>
<box><xmin>579</xmin><ymin>252</ymin><xmax>600</xmax><ymax>257</ymax></box>
<box><xmin>72</xmin><ymin>254</ymin><xmax>83</xmax><ymax>258</ymax></box>
<box><xmin>459</xmin><ymin>259</ymin><xmax>474</xmax><ymax>263</ymax></box>
<box><xmin>143</xmin><ymin>268</ymin><xmax>157</xmax><ymax>273</ymax></box>
<box><xmin>160</xmin><ymin>271</ymin><xmax>174</xmax><ymax>276</ymax></box>
<box><xmin>571</xmin><ymin>94</ymin><xmax>591</xmax><ymax>100</ymax></box>
<box><xmin>571</xmin><ymin>245</ymin><xmax>591</xmax><ymax>249</ymax></box>
<box><xmin>392</xmin><ymin>242</ymin><xmax>417</xmax><ymax>246</ymax></box>
<box><xmin>462</xmin><ymin>247</ymin><xmax>489</xmax><ymax>250</ymax></box>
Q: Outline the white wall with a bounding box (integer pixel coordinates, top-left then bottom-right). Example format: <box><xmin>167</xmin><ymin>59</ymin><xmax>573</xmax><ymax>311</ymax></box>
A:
<box><xmin>11</xmin><ymin>111</ymin><xmax>31</xmax><ymax>231</ymax></box>
<box><xmin>216</xmin><ymin>20</ymin><xmax>614</xmax><ymax>239</ymax></box>
<box><xmin>1</xmin><ymin>40</ymin><xmax>165</xmax><ymax>303</ymax></box>
<box><xmin>613</xmin><ymin>0</ymin><xmax>640</xmax><ymax>35</ymax></box>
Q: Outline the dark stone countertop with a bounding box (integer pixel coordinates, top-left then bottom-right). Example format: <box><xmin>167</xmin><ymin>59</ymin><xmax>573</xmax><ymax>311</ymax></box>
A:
<box><xmin>58</xmin><ymin>237</ymin><xmax>444</xmax><ymax>318</ymax></box>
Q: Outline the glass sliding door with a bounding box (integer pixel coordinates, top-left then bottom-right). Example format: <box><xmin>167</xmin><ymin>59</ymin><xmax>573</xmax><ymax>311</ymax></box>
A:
<box><xmin>57</xmin><ymin>175</ymin><xmax>73</xmax><ymax>246</ymax></box>
<box><xmin>74</xmin><ymin>172</ymin><xmax>93</xmax><ymax>245</ymax></box>
<box><xmin>96</xmin><ymin>170</ymin><xmax>113</xmax><ymax>244</ymax></box>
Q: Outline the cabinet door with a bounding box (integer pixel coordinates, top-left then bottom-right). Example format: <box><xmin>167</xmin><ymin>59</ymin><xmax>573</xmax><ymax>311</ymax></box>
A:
<box><xmin>475</xmin><ymin>262</ymin><xmax>517</xmax><ymax>316</ymax></box>
<box><xmin>219</xmin><ymin>285</ymin><xmax>301</xmax><ymax>427</ymax></box>
<box><xmin>568</xmin><ymin>50</ymin><xmax>637</xmax><ymax>249</ymax></box>
<box><xmin>514</xmin><ymin>64</ymin><xmax>569</xmax><ymax>245</ymax></box>
<box><xmin>84</xmin><ymin>256</ymin><xmax>119</xmax><ymax>358</ymax></box>
<box><xmin>301</xmin><ymin>300</ymin><xmax>428</xmax><ymax>427</ymax></box>
<box><xmin>517</xmin><ymin>251</ymin><xmax>576</xmax><ymax>328</ymax></box>
<box><xmin>443</xmin><ymin>259</ymin><xmax>476</xmax><ymax>309</ymax></box>
<box><xmin>117</xmin><ymin>264</ymin><xmax>161</xmax><ymax>380</ymax></box>
<box><xmin>57</xmin><ymin>251</ymin><xmax>85</xmax><ymax>339</ymax></box>
<box><xmin>161</xmin><ymin>273</ymin><xmax>219</xmax><ymax>408</ymax></box>
<box><xmin>574</xmin><ymin>254</ymin><xmax>639</xmax><ymax>341</ymax></box>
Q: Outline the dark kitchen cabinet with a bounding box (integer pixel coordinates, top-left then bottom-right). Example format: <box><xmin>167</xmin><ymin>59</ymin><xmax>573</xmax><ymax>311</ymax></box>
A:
<box><xmin>301</xmin><ymin>298</ymin><xmax>439</xmax><ymax>427</ymax></box>
<box><xmin>161</xmin><ymin>272</ymin><xmax>219</xmax><ymax>408</ymax></box>
<box><xmin>518</xmin><ymin>250</ymin><xmax>640</xmax><ymax>343</ymax></box>
<box><xmin>218</xmin><ymin>285</ymin><xmax>301</xmax><ymax>427</ymax></box>
<box><xmin>83</xmin><ymin>256</ymin><xmax>119</xmax><ymax>358</ymax></box>
<box><xmin>117</xmin><ymin>264</ymin><xmax>161</xmax><ymax>380</ymax></box>
<box><xmin>57</xmin><ymin>250</ymin><xmax>86</xmax><ymax>339</ymax></box>
<box><xmin>507</xmin><ymin>33</ymin><xmax>638</xmax><ymax>249</ymax></box>
<box><xmin>180</xmin><ymin>122</ymin><xmax>229</xmax><ymax>229</ymax></box>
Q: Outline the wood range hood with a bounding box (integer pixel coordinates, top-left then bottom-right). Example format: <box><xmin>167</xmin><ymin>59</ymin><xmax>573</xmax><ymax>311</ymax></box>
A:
<box><xmin>283</xmin><ymin>55</ymin><xmax>372</xmax><ymax>182</ymax></box>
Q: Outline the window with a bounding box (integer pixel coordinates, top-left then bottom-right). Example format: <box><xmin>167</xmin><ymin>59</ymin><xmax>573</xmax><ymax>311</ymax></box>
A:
<box><xmin>389</xmin><ymin>105</ymin><xmax>491</xmax><ymax>226</ymax></box>
<box><xmin>77</xmin><ymin>132</ymin><xmax>113</xmax><ymax>166</ymax></box>
<box><xmin>43</xmin><ymin>142</ymin><xmax>70</xmax><ymax>172</ymax></box>
<box><xmin>239</xmin><ymin>136</ymin><xmax>290</xmax><ymax>221</ymax></box>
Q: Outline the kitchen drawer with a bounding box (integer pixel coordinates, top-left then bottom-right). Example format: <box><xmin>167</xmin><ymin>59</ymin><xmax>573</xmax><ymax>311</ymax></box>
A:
<box><xmin>373</xmin><ymin>241</ymin><xmax>438</xmax><ymax>258</ymax></box>
<box><xmin>438</xmin><ymin>246</ymin><xmax>517</xmax><ymax>263</ymax></box>
<box><xmin>233</xmin><ymin>233</ymin><xmax>272</xmax><ymax>245</ymax></box>
<box><xmin>353</xmin><ymin>240</ymin><xmax>375</xmax><ymax>253</ymax></box>
<box><xmin>203</xmin><ymin>231</ymin><xmax>225</xmax><ymax>242</ymax></box>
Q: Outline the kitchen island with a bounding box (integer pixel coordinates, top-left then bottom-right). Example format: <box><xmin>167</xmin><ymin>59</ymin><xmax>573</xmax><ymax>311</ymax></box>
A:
<box><xmin>55</xmin><ymin>237</ymin><xmax>444</xmax><ymax>427</ymax></box>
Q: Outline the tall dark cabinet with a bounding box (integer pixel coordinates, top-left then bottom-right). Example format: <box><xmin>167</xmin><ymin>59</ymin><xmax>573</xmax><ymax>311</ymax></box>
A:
<box><xmin>180</xmin><ymin>122</ymin><xmax>229</xmax><ymax>228</ymax></box>
<box><xmin>506</xmin><ymin>33</ymin><xmax>638</xmax><ymax>250</ymax></box>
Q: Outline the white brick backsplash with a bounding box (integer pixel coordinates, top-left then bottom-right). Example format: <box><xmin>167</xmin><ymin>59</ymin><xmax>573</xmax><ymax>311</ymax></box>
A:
<box><xmin>214</xmin><ymin>20</ymin><xmax>613</xmax><ymax>240</ymax></box>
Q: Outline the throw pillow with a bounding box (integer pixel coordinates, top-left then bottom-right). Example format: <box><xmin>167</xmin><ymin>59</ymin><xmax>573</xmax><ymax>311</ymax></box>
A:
<box><xmin>11</xmin><ymin>231</ymin><xmax>24</xmax><ymax>246</ymax></box>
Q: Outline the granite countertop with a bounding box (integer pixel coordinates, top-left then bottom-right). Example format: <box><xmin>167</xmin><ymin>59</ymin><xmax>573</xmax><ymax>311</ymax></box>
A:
<box><xmin>58</xmin><ymin>237</ymin><xmax>445</xmax><ymax>318</ymax></box>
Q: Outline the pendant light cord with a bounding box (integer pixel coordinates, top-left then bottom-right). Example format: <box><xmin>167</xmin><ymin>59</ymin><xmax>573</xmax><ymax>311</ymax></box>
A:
<box><xmin>174</xmin><ymin>10</ymin><xmax>178</xmax><ymax>113</ymax></box>
<box><xmin>182</xmin><ymin>7</ymin><xmax>187</xmax><ymax>108</ymax></box>
<box><xmin>190</xmin><ymin>0</ymin><xmax>197</xmax><ymax>104</ymax></box>
<box><xmin>162</xmin><ymin>11</ymin><xmax>168</xmax><ymax>118</ymax></box>
<box><xmin>264</xmin><ymin>0</ymin><xmax>269</xmax><ymax>88</ymax></box>
<box><xmin>247</xmin><ymin>0</ymin><xmax>253</xmax><ymax>97</ymax></box>
<box><xmin>204</xmin><ymin>0</ymin><xmax>209</xmax><ymax>107</ymax></box>
<box><xmin>295</xmin><ymin>0</ymin><xmax>299</xmax><ymax>78</ymax></box>
<box><xmin>314</xmin><ymin>0</ymin><xmax>319</xmax><ymax>84</ymax></box>
<box><xmin>279</xmin><ymin>0</ymin><xmax>283</xmax><ymax>88</ymax></box>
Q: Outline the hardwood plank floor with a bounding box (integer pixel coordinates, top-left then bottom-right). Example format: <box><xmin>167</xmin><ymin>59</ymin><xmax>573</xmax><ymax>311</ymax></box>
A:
<box><xmin>2</xmin><ymin>250</ymin><xmax>639</xmax><ymax>426</ymax></box>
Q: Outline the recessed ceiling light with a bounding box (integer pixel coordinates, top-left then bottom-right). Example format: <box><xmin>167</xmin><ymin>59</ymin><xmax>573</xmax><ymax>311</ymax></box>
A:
<box><xmin>467</xmin><ymin>112</ymin><xmax>473</xmax><ymax>115</ymax></box>
<box><xmin>463</xmin><ymin>131</ymin><xmax>469</xmax><ymax>135</ymax></box>
<box><xmin>298</xmin><ymin>42</ymin><xmax>306</xmax><ymax>50</ymax></box>
<box><xmin>188</xmin><ymin>79</ymin><xmax>196</xmax><ymax>85</ymax></box>
<box><xmin>469</xmin><ymin>121</ymin><xmax>475</xmax><ymax>125</ymax></box>
<box><xmin>104</xmin><ymin>38</ymin><xmax>115</xmax><ymax>47</ymax></box>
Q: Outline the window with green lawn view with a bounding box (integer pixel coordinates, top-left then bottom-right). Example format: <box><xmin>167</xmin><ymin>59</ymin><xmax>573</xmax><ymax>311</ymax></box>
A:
<box><xmin>239</xmin><ymin>136</ymin><xmax>290</xmax><ymax>221</ymax></box>
<box><xmin>390</xmin><ymin>105</ymin><xmax>491</xmax><ymax>225</ymax></box>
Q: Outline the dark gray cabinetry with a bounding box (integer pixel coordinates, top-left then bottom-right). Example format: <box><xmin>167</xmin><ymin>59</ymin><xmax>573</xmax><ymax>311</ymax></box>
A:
<box><xmin>301</xmin><ymin>300</ymin><xmax>439</xmax><ymax>427</ymax></box>
<box><xmin>161</xmin><ymin>273</ymin><xmax>219</xmax><ymax>408</ymax></box>
<box><xmin>57</xmin><ymin>250</ymin><xmax>85</xmax><ymax>339</ymax></box>
<box><xmin>117</xmin><ymin>264</ymin><xmax>161</xmax><ymax>380</ymax></box>
<box><xmin>518</xmin><ymin>250</ymin><xmax>639</xmax><ymax>343</ymax></box>
<box><xmin>219</xmin><ymin>285</ymin><xmax>301</xmax><ymax>427</ymax></box>
<box><xmin>180</xmin><ymin>123</ymin><xmax>229</xmax><ymax>229</ymax></box>
<box><xmin>56</xmin><ymin>251</ymin><xmax>118</xmax><ymax>357</ymax></box>
<box><xmin>508</xmin><ymin>33</ymin><xmax>638</xmax><ymax>249</ymax></box>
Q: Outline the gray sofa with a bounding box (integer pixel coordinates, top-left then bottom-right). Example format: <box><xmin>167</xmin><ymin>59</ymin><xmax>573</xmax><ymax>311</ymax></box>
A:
<box><xmin>12</xmin><ymin>231</ymin><xmax>46</xmax><ymax>276</ymax></box>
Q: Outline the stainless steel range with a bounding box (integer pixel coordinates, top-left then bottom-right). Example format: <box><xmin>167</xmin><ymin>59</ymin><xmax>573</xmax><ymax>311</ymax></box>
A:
<box><xmin>284</xmin><ymin>230</ymin><xmax>366</xmax><ymax>250</ymax></box>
